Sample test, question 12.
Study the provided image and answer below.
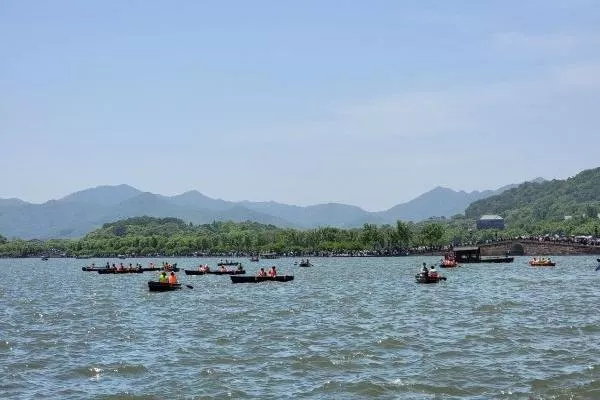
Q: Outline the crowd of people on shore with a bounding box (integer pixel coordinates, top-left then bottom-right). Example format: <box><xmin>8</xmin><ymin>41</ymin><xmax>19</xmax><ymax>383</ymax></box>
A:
<box><xmin>466</xmin><ymin>234</ymin><xmax>600</xmax><ymax>247</ymax></box>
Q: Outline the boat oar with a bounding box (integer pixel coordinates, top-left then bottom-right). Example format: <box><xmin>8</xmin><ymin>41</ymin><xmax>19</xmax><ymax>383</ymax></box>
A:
<box><xmin>595</xmin><ymin>265</ymin><xmax>600</xmax><ymax>272</ymax></box>
<box><xmin>185</xmin><ymin>284</ymin><xmax>194</xmax><ymax>289</ymax></box>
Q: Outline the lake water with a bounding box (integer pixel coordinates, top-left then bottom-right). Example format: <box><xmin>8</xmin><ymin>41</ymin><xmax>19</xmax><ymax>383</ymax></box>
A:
<box><xmin>1</xmin><ymin>256</ymin><xmax>600</xmax><ymax>399</ymax></box>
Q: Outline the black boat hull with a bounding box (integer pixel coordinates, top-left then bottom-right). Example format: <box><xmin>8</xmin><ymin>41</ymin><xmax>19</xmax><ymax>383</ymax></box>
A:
<box><xmin>230</xmin><ymin>275</ymin><xmax>294</xmax><ymax>283</ymax></box>
<box><xmin>415</xmin><ymin>274</ymin><xmax>446</xmax><ymax>284</ymax></box>
<box><xmin>98</xmin><ymin>269</ymin><xmax>143</xmax><ymax>274</ymax></box>
<box><xmin>148</xmin><ymin>281</ymin><xmax>182</xmax><ymax>291</ymax></box>
<box><xmin>184</xmin><ymin>269</ymin><xmax>246</xmax><ymax>275</ymax></box>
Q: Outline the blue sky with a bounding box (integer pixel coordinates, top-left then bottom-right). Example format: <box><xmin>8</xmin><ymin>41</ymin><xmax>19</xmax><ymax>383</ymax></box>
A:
<box><xmin>1</xmin><ymin>0</ymin><xmax>599</xmax><ymax>211</ymax></box>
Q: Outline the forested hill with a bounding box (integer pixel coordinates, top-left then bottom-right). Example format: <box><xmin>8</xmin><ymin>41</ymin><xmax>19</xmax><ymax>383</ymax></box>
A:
<box><xmin>85</xmin><ymin>216</ymin><xmax>281</xmax><ymax>240</ymax></box>
<box><xmin>465</xmin><ymin>167</ymin><xmax>600</xmax><ymax>227</ymax></box>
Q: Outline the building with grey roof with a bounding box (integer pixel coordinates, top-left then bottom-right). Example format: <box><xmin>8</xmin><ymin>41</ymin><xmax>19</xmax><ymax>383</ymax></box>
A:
<box><xmin>476</xmin><ymin>215</ymin><xmax>505</xmax><ymax>230</ymax></box>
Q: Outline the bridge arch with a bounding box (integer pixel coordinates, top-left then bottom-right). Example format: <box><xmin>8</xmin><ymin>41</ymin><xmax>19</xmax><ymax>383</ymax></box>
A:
<box><xmin>509</xmin><ymin>242</ymin><xmax>525</xmax><ymax>256</ymax></box>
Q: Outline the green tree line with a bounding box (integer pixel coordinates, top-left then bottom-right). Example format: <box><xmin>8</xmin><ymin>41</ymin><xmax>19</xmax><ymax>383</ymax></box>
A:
<box><xmin>1</xmin><ymin>213</ymin><xmax>599</xmax><ymax>258</ymax></box>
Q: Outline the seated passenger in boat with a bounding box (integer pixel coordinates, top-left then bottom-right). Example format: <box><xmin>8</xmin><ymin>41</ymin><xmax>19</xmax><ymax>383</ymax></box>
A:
<box><xmin>268</xmin><ymin>266</ymin><xmax>277</xmax><ymax>277</ymax></box>
<box><xmin>219</xmin><ymin>265</ymin><xmax>228</xmax><ymax>272</ymax></box>
<box><xmin>428</xmin><ymin>266</ymin><xmax>438</xmax><ymax>278</ymax></box>
<box><xmin>158</xmin><ymin>271</ymin><xmax>168</xmax><ymax>283</ymax></box>
<box><xmin>168</xmin><ymin>272</ymin><xmax>178</xmax><ymax>284</ymax></box>
<box><xmin>420</xmin><ymin>262</ymin><xmax>428</xmax><ymax>276</ymax></box>
<box><xmin>257</xmin><ymin>268</ymin><xmax>267</xmax><ymax>277</ymax></box>
<box><xmin>237</xmin><ymin>264</ymin><xmax>243</xmax><ymax>271</ymax></box>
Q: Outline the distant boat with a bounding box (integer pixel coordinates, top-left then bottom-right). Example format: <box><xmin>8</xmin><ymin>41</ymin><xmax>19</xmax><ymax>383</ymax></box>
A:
<box><xmin>185</xmin><ymin>269</ymin><xmax>246</xmax><ymax>275</ymax></box>
<box><xmin>230</xmin><ymin>275</ymin><xmax>294</xmax><ymax>283</ymax></box>
<box><xmin>529</xmin><ymin>258</ymin><xmax>555</xmax><ymax>267</ymax></box>
<box><xmin>440</xmin><ymin>253</ymin><xmax>459</xmax><ymax>268</ymax></box>
<box><xmin>217</xmin><ymin>261</ymin><xmax>241</xmax><ymax>266</ymax></box>
<box><xmin>452</xmin><ymin>247</ymin><xmax>513</xmax><ymax>263</ymax></box>
<box><xmin>41</xmin><ymin>257</ymin><xmax>49</xmax><ymax>261</ymax></box>
<box><xmin>250</xmin><ymin>256</ymin><xmax>260</xmax><ymax>262</ymax></box>
<box><xmin>261</xmin><ymin>253</ymin><xmax>279</xmax><ymax>259</ymax></box>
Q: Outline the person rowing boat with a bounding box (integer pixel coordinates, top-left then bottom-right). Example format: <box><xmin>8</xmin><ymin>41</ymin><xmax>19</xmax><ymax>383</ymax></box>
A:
<box><xmin>158</xmin><ymin>271</ymin><xmax>168</xmax><ymax>282</ymax></box>
<box><xmin>198</xmin><ymin>264</ymin><xmax>210</xmax><ymax>272</ymax></box>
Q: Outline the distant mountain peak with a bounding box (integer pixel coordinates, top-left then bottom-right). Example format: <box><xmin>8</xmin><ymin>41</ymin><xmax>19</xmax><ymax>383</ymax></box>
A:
<box><xmin>169</xmin><ymin>190</ymin><xmax>232</xmax><ymax>211</ymax></box>
<box><xmin>58</xmin><ymin>184</ymin><xmax>142</xmax><ymax>206</ymax></box>
<box><xmin>179</xmin><ymin>189</ymin><xmax>204</xmax><ymax>196</ymax></box>
<box><xmin>0</xmin><ymin>174</ymin><xmax>561</xmax><ymax>239</ymax></box>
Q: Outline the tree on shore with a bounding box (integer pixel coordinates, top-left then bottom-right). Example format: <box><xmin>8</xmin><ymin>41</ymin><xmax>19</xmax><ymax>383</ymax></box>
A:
<box><xmin>420</xmin><ymin>222</ymin><xmax>445</xmax><ymax>248</ymax></box>
<box><xmin>395</xmin><ymin>220</ymin><xmax>413</xmax><ymax>249</ymax></box>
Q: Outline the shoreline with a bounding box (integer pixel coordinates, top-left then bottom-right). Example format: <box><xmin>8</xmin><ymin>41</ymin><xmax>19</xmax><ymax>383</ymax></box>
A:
<box><xmin>3</xmin><ymin>251</ymin><xmax>600</xmax><ymax>259</ymax></box>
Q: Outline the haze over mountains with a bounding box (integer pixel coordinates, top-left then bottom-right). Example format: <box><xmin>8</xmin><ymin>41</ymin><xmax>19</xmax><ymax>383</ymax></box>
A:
<box><xmin>0</xmin><ymin>180</ymin><xmax>543</xmax><ymax>239</ymax></box>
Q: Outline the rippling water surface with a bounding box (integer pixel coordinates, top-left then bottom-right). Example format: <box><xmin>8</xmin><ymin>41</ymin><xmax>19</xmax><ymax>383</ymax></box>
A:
<box><xmin>1</xmin><ymin>256</ymin><xmax>600</xmax><ymax>399</ymax></box>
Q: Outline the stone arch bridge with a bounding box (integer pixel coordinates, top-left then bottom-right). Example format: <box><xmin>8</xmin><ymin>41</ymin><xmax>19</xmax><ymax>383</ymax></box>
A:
<box><xmin>478</xmin><ymin>239</ymin><xmax>600</xmax><ymax>256</ymax></box>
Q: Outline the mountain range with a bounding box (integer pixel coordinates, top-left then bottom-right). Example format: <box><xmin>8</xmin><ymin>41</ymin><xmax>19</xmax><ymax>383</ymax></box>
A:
<box><xmin>0</xmin><ymin>179</ymin><xmax>543</xmax><ymax>239</ymax></box>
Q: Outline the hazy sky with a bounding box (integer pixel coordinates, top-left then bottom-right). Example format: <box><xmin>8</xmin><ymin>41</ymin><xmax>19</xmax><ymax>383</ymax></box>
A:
<box><xmin>1</xmin><ymin>1</ymin><xmax>599</xmax><ymax>211</ymax></box>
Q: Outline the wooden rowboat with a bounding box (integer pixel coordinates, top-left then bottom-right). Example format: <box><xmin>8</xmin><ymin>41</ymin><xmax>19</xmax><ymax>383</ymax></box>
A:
<box><xmin>98</xmin><ymin>269</ymin><xmax>143</xmax><ymax>274</ymax></box>
<box><xmin>440</xmin><ymin>259</ymin><xmax>459</xmax><ymax>268</ymax></box>
<box><xmin>415</xmin><ymin>273</ymin><xmax>446</xmax><ymax>284</ymax></box>
<box><xmin>148</xmin><ymin>281</ymin><xmax>182</xmax><ymax>292</ymax></box>
<box><xmin>230</xmin><ymin>275</ymin><xmax>294</xmax><ymax>283</ymax></box>
<box><xmin>529</xmin><ymin>261</ymin><xmax>555</xmax><ymax>267</ymax></box>
<box><xmin>184</xmin><ymin>269</ymin><xmax>246</xmax><ymax>275</ymax></box>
